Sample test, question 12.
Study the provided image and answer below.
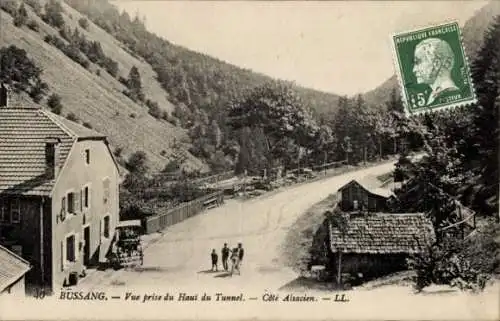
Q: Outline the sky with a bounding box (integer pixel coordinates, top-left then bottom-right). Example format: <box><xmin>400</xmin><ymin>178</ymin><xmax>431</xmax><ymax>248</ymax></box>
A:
<box><xmin>112</xmin><ymin>1</ymin><xmax>487</xmax><ymax>96</ymax></box>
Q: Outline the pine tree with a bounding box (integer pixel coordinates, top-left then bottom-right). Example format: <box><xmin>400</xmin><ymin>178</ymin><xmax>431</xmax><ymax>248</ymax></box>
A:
<box><xmin>127</xmin><ymin>66</ymin><xmax>144</xmax><ymax>102</ymax></box>
<box><xmin>468</xmin><ymin>15</ymin><xmax>500</xmax><ymax>215</ymax></box>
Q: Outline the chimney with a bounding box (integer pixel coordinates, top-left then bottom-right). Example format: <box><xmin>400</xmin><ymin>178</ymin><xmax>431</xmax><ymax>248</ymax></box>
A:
<box><xmin>0</xmin><ymin>83</ymin><xmax>9</xmax><ymax>107</ymax></box>
<box><xmin>45</xmin><ymin>138</ymin><xmax>61</xmax><ymax>179</ymax></box>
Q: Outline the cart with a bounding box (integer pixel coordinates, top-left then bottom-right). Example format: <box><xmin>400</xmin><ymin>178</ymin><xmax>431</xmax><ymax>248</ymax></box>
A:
<box><xmin>109</xmin><ymin>220</ymin><xmax>144</xmax><ymax>269</ymax></box>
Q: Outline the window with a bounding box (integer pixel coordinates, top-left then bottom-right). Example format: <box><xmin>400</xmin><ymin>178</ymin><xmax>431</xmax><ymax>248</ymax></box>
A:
<box><xmin>85</xmin><ymin>149</ymin><xmax>90</xmax><ymax>164</ymax></box>
<box><xmin>66</xmin><ymin>235</ymin><xmax>75</xmax><ymax>263</ymax></box>
<box><xmin>0</xmin><ymin>199</ymin><xmax>7</xmax><ymax>222</ymax></box>
<box><xmin>103</xmin><ymin>178</ymin><xmax>110</xmax><ymax>205</ymax></box>
<box><xmin>10</xmin><ymin>198</ymin><xmax>20</xmax><ymax>223</ymax></box>
<box><xmin>83</xmin><ymin>186</ymin><xmax>90</xmax><ymax>208</ymax></box>
<box><xmin>103</xmin><ymin>215</ymin><xmax>110</xmax><ymax>238</ymax></box>
<box><xmin>67</xmin><ymin>192</ymin><xmax>75</xmax><ymax>214</ymax></box>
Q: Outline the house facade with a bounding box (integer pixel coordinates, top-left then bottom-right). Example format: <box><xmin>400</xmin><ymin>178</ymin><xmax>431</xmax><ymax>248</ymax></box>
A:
<box><xmin>0</xmin><ymin>96</ymin><xmax>119</xmax><ymax>294</ymax></box>
<box><xmin>338</xmin><ymin>175</ymin><xmax>394</xmax><ymax>212</ymax></box>
<box><xmin>0</xmin><ymin>244</ymin><xmax>31</xmax><ymax>296</ymax></box>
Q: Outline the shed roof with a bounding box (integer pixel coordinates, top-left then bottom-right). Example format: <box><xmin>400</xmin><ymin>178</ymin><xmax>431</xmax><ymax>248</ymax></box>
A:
<box><xmin>0</xmin><ymin>107</ymin><xmax>106</xmax><ymax>196</ymax></box>
<box><xmin>329</xmin><ymin>213</ymin><xmax>435</xmax><ymax>254</ymax></box>
<box><xmin>0</xmin><ymin>245</ymin><xmax>30</xmax><ymax>293</ymax></box>
<box><xmin>339</xmin><ymin>175</ymin><xmax>394</xmax><ymax>198</ymax></box>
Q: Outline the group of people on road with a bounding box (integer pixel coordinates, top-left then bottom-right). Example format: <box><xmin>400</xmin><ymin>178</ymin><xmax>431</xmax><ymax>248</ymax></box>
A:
<box><xmin>211</xmin><ymin>242</ymin><xmax>244</xmax><ymax>275</ymax></box>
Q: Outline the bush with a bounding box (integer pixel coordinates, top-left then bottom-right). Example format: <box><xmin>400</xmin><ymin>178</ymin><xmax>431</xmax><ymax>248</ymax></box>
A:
<box><xmin>47</xmin><ymin>93</ymin><xmax>63</xmax><ymax>114</ymax></box>
<box><xmin>407</xmin><ymin>223</ymin><xmax>499</xmax><ymax>292</ymax></box>
<box><xmin>78</xmin><ymin>17</ymin><xmax>89</xmax><ymax>30</ymax></box>
<box><xmin>66</xmin><ymin>112</ymin><xmax>79</xmax><ymax>122</ymax></box>
<box><xmin>27</xmin><ymin>20</ymin><xmax>40</xmax><ymax>32</ymax></box>
<box><xmin>0</xmin><ymin>0</ymin><xmax>17</xmax><ymax>16</ymax></box>
<box><xmin>82</xmin><ymin>122</ymin><xmax>93</xmax><ymax>129</ymax></box>
<box><xmin>129</xmin><ymin>113</ymin><xmax>136</xmax><ymax>118</ymax></box>
<box><xmin>13</xmin><ymin>4</ymin><xmax>28</xmax><ymax>27</ymax></box>
<box><xmin>25</xmin><ymin>0</ymin><xmax>42</xmax><ymax>15</ymax></box>
<box><xmin>95</xmin><ymin>69</ymin><xmax>101</xmax><ymax>76</ymax></box>
<box><xmin>162</xmin><ymin>160</ymin><xmax>181</xmax><ymax>173</ymax></box>
<box><xmin>103</xmin><ymin>58</ymin><xmax>119</xmax><ymax>78</ymax></box>
<box><xmin>42</xmin><ymin>0</ymin><xmax>65</xmax><ymax>29</ymax></box>
<box><xmin>114</xmin><ymin>147</ymin><xmax>123</xmax><ymax>158</ymax></box>
<box><xmin>29</xmin><ymin>80</ymin><xmax>49</xmax><ymax>103</ymax></box>
<box><xmin>147</xmin><ymin>101</ymin><xmax>162</xmax><ymax>119</ymax></box>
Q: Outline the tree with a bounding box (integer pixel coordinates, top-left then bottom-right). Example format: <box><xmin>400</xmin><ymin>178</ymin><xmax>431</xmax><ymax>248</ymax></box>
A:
<box><xmin>209</xmin><ymin>150</ymin><xmax>229</xmax><ymax>173</ymax></box>
<box><xmin>13</xmin><ymin>3</ymin><xmax>28</xmax><ymax>27</ymax></box>
<box><xmin>228</xmin><ymin>82</ymin><xmax>318</xmax><ymax>168</ymax></box>
<box><xmin>386</xmin><ymin>87</ymin><xmax>404</xmax><ymax>113</ymax></box>
<box><xmin>126</xmin><ymin>151</ymin><xmax>149</xmax><ymax>175</ymax></box>
<box><xmin>47</xmin><ymin>93</ymin><xmax>63</xmax><ymax>114</ymax></box>
<box><xmin>0</xmin><ymin>45</ymin><xmax>45</xmax><ymax>94</ymax></box>
<box><xmin>78</xmin><ymin>17</ymin><xmax>89</xmax><ymax>30</ymax></box>
<box><xmin>209</xmin><ymin>120</ymin><xmax>222</xmax><ymax>148</ymax></box>
<box><xmin>466</xmin><ymin>16</ymin><xmax>500</xmax><ymax>216</ymax></box>
<box><xmin>43</xmin><ymin>0</ymin><xmax>65</xmax><ymax>29</ymax></box>
<box><xmin>126</xmin><ymin>66</ymin><xmax>144</xmax><ymax>102</ymax></box>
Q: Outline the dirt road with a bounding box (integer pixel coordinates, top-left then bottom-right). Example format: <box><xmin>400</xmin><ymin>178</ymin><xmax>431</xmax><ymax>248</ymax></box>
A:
<box><xmin>78</xmin><ymin>162</ymin><xmax>397</xmax><ymax>293</ymax></box>
<box><xmin>5</xmin><ymin>161</ymin><xmax>496</xmax><ymax>320</ymax></box>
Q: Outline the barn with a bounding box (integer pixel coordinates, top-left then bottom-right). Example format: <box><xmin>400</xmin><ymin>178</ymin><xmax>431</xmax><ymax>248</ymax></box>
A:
<box><xmin>326</xmin><ymin>212</ymin><xmax>435</xmax><ymax>283</ymax></box>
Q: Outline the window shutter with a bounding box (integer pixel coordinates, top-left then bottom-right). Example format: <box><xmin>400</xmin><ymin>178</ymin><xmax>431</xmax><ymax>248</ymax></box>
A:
<box><xmin>80</xmin><ymin>190</ymin><xmax>83</xmax><ymax>212</ymax></box>
<box><xmin>61</xmin><ymin>241</ymin><xmax>65</xmax><ymax>271</ymax></box>
<box><xmin>75</xmin><ymin>233</ymin><xmax>80</xmax><ymax>261</ymax></box>
<box><xmin>61</xmin><ymin>196</ymin><xmax>66</xmax><ymax>221</ymax></box>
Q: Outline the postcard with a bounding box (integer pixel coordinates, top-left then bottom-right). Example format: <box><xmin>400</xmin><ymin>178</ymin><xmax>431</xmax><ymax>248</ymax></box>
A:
<box><xmin>0</xmin><ymin>0</ymin><xmax>498</xmax><ymax>320</ymax></box>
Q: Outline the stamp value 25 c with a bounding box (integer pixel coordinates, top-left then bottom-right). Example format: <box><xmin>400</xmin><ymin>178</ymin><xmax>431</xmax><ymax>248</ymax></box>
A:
<box><xmin>392</xmin><ymin>21</ymin><xmax>476</xmax><ymax>115</ymax></box>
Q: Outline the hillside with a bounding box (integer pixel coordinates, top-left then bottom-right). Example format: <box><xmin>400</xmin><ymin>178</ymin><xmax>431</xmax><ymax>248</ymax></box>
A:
<box><xmin>0</xmin><ymin>0</ymin><xmax>206</xmax><ymax>172</ymax></box>
<box><xmin>1</xmin><ymin>0</ymin><xmax>345</xmax><ymax>175</ymax></box>
<box><xmin>363</xmin><ymin>1</ymin><xmax>500</xmax><ymax>109</ymax></box>
<box><xmin>63</xmin><ymin>0</ymin><xmax>341</xmax><ymax>116</ymax></box>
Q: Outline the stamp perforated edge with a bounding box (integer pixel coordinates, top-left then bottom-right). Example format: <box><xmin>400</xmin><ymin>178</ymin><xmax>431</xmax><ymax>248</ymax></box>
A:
<box><xmin>389</xmin><ymin>20</ymin><xmax>478</xmax><ymax>118</ymax></box>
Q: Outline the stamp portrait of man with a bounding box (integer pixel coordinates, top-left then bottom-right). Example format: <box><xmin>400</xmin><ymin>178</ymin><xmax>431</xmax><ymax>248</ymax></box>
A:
<box><xmin>412</xmin><ymin>37</ymin><xmax>460</xmax><ymax>106</ymax></box>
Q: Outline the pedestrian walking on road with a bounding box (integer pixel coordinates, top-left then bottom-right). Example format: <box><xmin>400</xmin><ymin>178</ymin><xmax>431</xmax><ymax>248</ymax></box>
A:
<box><xmin>230</xmin><ymin>247</ymin><xmax>240</xmax><ymax>276</ymax></box>
<box><xmin>221</xmin><ymin>243</ymin><xmax>230</xmax><ymax>271</ymax></box>
<box><xmin>211</xmin><ymin>249</ymin><xmax>218</xmax><ymax>272</ymax></box>
<box><xmin>237</xmin><ymin>243</ymin><xmax>244</xmax><ymax>266</ymax></box>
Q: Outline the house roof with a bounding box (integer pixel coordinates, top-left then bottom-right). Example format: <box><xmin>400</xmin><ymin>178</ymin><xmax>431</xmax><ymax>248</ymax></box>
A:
<box><xmin>329</xmin><ymin>213</ymin><xmax>435</xmax><ymax>254</ymax></box>
<box><xmin>0</xmin><ymin>107</ymin><xmax>106</xmax><ymax>196</ymax></box>
<box><xmin>339</xmin><ymin>175</ymin><xmax>394</xmax><ymax>198</ymax></box>
<box><xmin>0</xmin><ymin>245</ymin><xmax>30</xmax><ymax>293</ymax></box>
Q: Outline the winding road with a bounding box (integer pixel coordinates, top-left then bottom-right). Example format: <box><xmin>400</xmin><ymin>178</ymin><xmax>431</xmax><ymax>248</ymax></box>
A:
<box><xmin>78</xmin><ymin>161</ymin><xmax>397</xmax><ymax>292</ymax></box>
<box><xmin>3</xmin><ymin>160</ymin><xmax>497</xmax><ymax>321</ymax></box>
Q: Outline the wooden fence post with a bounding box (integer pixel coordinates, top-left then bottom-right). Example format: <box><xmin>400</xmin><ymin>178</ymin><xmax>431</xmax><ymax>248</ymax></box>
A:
<box><xmin>337</xmin><ymin>251</ymin><xmax>342</xmax><ymax>285</ymax></box>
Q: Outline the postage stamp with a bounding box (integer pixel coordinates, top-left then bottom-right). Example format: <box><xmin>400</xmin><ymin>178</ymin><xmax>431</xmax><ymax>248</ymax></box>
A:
<box><xmin>392</xmin><ymin>21</ymin><xmax>476</xmax><ymax>115</ymax></box>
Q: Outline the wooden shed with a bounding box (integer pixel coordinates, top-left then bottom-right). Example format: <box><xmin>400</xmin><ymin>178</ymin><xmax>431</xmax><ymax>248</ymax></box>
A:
<box><xmin>338</xmin><ymin>175</ymin><xmax>394</xmax><ymax>212</ymax></box>
<box><xmin>327</xmin><ymin>213</ymin><xmax>435</xmax><ymax>283</ymax></box>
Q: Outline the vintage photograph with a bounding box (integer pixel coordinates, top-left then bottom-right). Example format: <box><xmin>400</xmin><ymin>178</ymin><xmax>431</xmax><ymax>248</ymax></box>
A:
<box><xmin>0</xmin><ymin>0</ymin><xmax>498</xmax><ymax>320</ymax></box>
